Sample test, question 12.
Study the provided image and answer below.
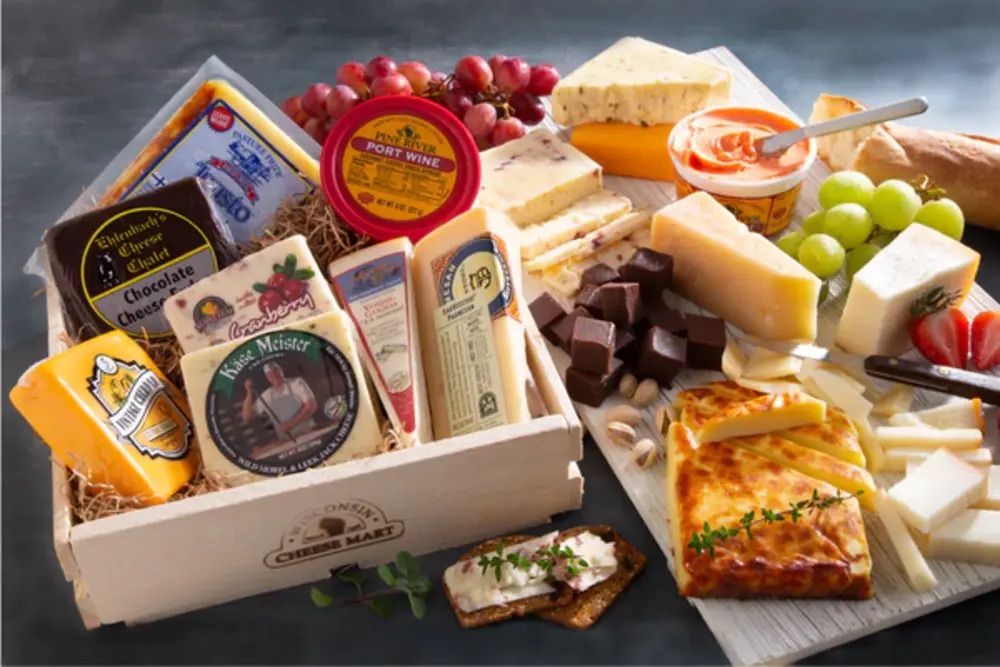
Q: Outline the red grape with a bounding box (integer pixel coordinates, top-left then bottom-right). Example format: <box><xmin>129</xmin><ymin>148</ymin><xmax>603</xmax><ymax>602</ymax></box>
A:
<box><xmin>398</xmin><ymin>61</ymin><xmax>432</xmax><ymax>94</ymax></box>
<box><xmin>366</xmin><ymin>56</ymin><xmax>397</xmax><ymax>80</ymax></box>
<box><xmin>301</xmin><ymin>83</ymin><xmax>332</xmax><ymax>118</ymax></box>
<box><xmin>463</xmin><ymin>102</ymin><xmax>498</xmax><ymax>139</ymax></box>
<box><xmin>454</xmin><ymin>55</ymin><xmax>492</xmax><ymax>93</ymax></box>
<box><xmin>429</xmin><ymin>70</ymin><xmax>448</xmax><ymax>86</ymax></box>
<box><xmin>336</xmin><ymin>61</ymin><xmax>369</xmax><ymax>94</ymax></box>
<box><xmin>303</xmin><ymin>117</ymin><xmax>327</xmax><ymax>144</ymax></box>
<box><xmin>488</xmin><ymin>54</ymin><xmax>507</xmax><ymax>78</ymax></box>
<box><xmin>325</xmin><ymin>84</ymin><xmax>359</xmax><ymax>120</ymax></box>
<box><xmin>443</xmin><ymin>84</ymin><xmax>473</xmax><ymax>117</ymax></box>
<box><xmin>280</xmin><ymin>95</ymin><xmax>309</xmax><ymax>126</ymax></box>
<box><xmin>495</xmin><ymin>57</ymin><xmax>530</xmax><ymax>94</ymax></box>
<box><xmin>370</xmin><ymin>73</ymin><xmax>412</xmax><ymax>97</ymax></box>
<box><xmin>527</xmin><ymin>64</ymin><xmax>560</xmax><ymax>96</ymax></box>
<box><xmin>490</xmin><ymin>117</ymin><xmax>526</xmax><ymax>146</ymax></box>
<box><xmin>509</xmin><ymin>91</ymin><xmax>545</xmax><ymax>125</ymax></box>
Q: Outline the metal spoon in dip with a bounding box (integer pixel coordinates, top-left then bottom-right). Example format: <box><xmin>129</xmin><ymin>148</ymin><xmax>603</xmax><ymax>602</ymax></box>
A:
<box><xmin>755</xmin><ymin>96</ymin><xmax>929</xmax><ymax>157</ymax></box>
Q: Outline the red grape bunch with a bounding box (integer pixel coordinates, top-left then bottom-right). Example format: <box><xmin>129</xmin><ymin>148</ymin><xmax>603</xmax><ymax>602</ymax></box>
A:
<box><xmin>281</xmin><ymin>54</ymin><xmax>560</xmax><ymax>149</ymax></box>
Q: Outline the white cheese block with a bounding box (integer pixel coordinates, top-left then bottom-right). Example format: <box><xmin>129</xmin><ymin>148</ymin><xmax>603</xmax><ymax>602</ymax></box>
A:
<box><xmin>871</xmin><ymin>384</ymin><xmax>916</xmax><ymax>417</ymax></box>
<box><xmin>876</xmin><ymin>426</ymin><xmax>983</xmax><ymax>450</ymax></box>
<box><xmin>180</xmin><ymin>311</ymin><xmax>381</xmax><ymax>482</ymax></box>
<box><xmin>926</xmin><ymin>509</ymin><xmax>1000</xmax><ymax>566</ymax></box>
<box><xmin>888</xmin><ymin>449</ymin><xmax>988</xmax><ymax>533</ymax></box>
<box><xmin>524</xmin><ymin>210</ymin><xmax>650</xmax><ymax>272</ymax></box>
<box><xmin>551</xmin><ymin>37</ymin><xmax>732</xmax><ymax>127</ymax></box>
<box><xmin>519</xmin><ymin>190</ymin><xmax>632</xmax><ymax>259</ymax></box>
<box><xmin>885</xmin><ymin>446</ymin><xmax>992</xmax><ymax>472</ymax></box>
<box><xmin>164</xmin><ymin>234</ymin><xmax>340</xmax><ymax>353</ymax></box>
<box><xmin>875</xmin><ymin>490</ymin><xmax>938</xmax><ymax>591</ymax></box>
<box><xmin>328</xmin><ymin>238</ymin><xmax>432</xmax><ymax>448</ymax></box>
<box><xmin>836</xmin><ymin>223</ymin><xmax>980</xmax><ymax>355</ymax></box>
<box><xmin>889</xmin><ymin>398</ymin><xmax>985</xmax><ymax>430</ymax></box>
<box><xmin>741</xmin><ymin>347</ymin><xmax>803</xmax><ymax>380</ymax></box>
<box><xmin>476</xmin><ymin>129</ymin><xmax>602</xmax><ymax>227</ymax></box>
<box><xmin>972</xmin><ymin>466</ymin><xmax>1000</xmax><ymax>510</ymax></box>
<box><xmin>413</xmin><ymin>206</ymin><xmax>530</xmax><ymax>439</ymax></box>
<box><xmin>651</xmin><ymin>192</ymin><xmax>821</xmax><ymax>341</ymax></box>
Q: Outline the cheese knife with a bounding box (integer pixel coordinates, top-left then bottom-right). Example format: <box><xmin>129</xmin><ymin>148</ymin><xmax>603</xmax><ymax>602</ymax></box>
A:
<box><xmin>739</xmin><ymin>336</ymin><xmax>1000</xmax><ymax>405</ymax></box>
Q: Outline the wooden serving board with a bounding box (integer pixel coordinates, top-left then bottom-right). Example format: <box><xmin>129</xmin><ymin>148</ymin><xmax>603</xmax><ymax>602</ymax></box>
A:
<box><xmin>526</xmin><ymin>46</ymin><xmax>1000</xmax><ymax>665</ymax></box>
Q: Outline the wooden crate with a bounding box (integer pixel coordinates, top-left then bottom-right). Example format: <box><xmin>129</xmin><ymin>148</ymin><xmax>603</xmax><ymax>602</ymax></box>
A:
<box><xmin>45</xmin><ymin>276</ymin><xmax>583</xmax><ymax>628</ymax></box>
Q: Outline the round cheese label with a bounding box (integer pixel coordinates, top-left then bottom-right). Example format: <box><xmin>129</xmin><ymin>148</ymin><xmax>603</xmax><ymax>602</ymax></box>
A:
<box><xmin>205</xmin><ymin>330</ymin><xmax>360</xmax><ymax>476</ymax></box>
<box><xmin>432</xmin><ymin>233</ymin><xmax>519</xmax><ymax>321</ymax></box>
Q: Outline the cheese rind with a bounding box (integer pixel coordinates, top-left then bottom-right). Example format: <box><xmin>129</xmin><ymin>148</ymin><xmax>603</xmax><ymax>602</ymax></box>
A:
<box><xmin>875</xmin><ymin>490</ymin><xmax>938</xmax><ymax>591</ymax></box>
<box><xmin>888</xmin><ymin>449</ymin><xmax>988</xmax><ymax>533</ymax></box>
<box><xmin>552</xmin><ymin>37</ymin><xmax>731</xmax><ymax>127</ymax></box>
<box><xmin>519</xmin><ymin>190</ymin><xmax>632</xmax><ymax>259</ymax></box>
<box><xmin>651</xmin><ymin>192</ymin><xmax>821</xmax><ymax>341</ymax></box>
<box><xmin>926</xmin><ymin>509</ymin><xmax>1000</xmax><ymax>566</ymax></box>
<box><xmin>876</xmin><ymin>426</ymin><xmax>982</xmax><ymax>450</ymax></box>
<box><xmin>836</xmin><ymin>223</ymin><xmax>980</xmax><ymax>355</ymax></box>
<box><xmin>476</xmin><ymin>129</ymin><xmax>602</xmax><ymax>227</ymax></box>
<box><xmin>569</xmin><ymin>123</ymin><xmax>676</xmax><ymax>181</ymax></box>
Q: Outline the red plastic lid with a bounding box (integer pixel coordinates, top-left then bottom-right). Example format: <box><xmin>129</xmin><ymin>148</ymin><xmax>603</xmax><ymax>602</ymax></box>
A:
<box><xmin>320</xmin><ymin>95</ymin><xmax>481</xmax><ymax>242</ymax></box>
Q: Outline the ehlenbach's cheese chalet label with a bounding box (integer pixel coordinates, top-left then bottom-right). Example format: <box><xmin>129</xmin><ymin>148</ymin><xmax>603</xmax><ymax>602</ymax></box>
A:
<box><xmin>164</xmin><ymin>235</ymin><xmax>340</xmax><ymax>353</ymax></box>
<box><xmin>44</xmin><ymin>178</ymin><xmax>240</xmax><ymax>341</ymax></box>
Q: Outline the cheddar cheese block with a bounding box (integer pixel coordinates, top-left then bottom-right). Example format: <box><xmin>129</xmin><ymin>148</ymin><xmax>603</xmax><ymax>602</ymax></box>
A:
<box><xmin>666</xmin><ymin>422</ymin><xmax>873</xmax><ymax>599</ymax></box>
<box><xmin>651</xmin><ymin>192</ymin><xmax>821</xmax><ymax>341</ymax></box>
<box><xmin>569</xmin><ymin>123</ymin><xmax>676</xmax><ymax>181</ymax></box>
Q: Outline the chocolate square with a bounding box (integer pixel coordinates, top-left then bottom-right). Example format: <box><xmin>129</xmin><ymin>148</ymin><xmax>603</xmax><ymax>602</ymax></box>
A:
<box><xmin>581</xmin><ymin>262</ymin><xmax>620</xmax><ymax>287</ymax></box>
<box><xmin>613</xmin><ymin>329</ymin><xmax>638</xmax><ymax>364</ymax></box>
<box><xmin>550</xmin><ymin>307</ymin><xmax>591</xmax><ymax>352</ymax></box>
<box><xmin>685</xmin><ymin>314</ymin><xmax>727</xmax><ymax>370</ymax></box>
<box><xmin>642</xmin><ymin>298</ymin><xmax>687</xmax><ymax>337</ymax></box>
<box><xmin>529</xmin><ymin>292</ymin><xmax>567</xmax><ymax>346</ymax></box>
<box><xmin>570</xmin><ymin>316</ymin><xmax>615</xmax><ymax>375</ymax></box>
<box><xmin>637</xmin><ymin>326</ymin><xmax>686</xmax><ymax>387</ymax></box>
<box><xmin>573</xmin><ymin>284</ymin><xmax>604</xmax><ymax>319</ymax></box>
<box><xmin>599</xmin><ymin>282</ymin><xmax>641</xmax><ymax>329</ymax></box>
<box><xmin>620</xmin><ymin>248</ymin><xmax>673</xmax><ymax>301</ymax></box>
<box><xmin>566</xmin><ymin>358</ymin><xmax>626</xmax><ymax>407</ymax></box>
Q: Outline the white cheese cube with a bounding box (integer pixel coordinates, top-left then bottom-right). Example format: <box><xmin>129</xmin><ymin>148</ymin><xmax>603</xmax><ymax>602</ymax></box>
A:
<box><xmin>888</xmin><ymin>449</ymin><xmax>988</xmax><ymax>533</ymax></box>
<box><xmin>927</xmin><ymin>509</ymin><xmax>1000</xmax><ymax>566</ymax></box>
<box><xmin>476</xmin><ymin>129</ymin><xmax>602</xmax><ymax>227</ymax></box>
<box><xmin>875</xmin><ymin>490</ymin><xmax>938</xmax><ymax>591</ymax></box>
<box><xmin>876</xmin><ymin>426</ymin><xmax>982</xmax><ymax>450</ymax></box>
<box><xmin>519</xmin><ymin>190</ymin><xmax>632</xmax><ymax>259</ymax></box>
<box><xmin>836</xmin><ymin>223</ymin><xmax>980</xmax><ymax>355</ymax></box>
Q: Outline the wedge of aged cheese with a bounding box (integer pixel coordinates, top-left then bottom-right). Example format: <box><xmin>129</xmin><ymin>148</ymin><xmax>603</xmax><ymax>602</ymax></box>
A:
<box><xmin>552</xmin><ymin>37</ymin><xmax>732</xmax><ymax>127</ymax></box>
<box><xmin>874</xmin><ymin>490</ymin><xmax>938</xmax><ymax>591</ymax></box>
<box><xmin>742</xmin><ymin>347</ymin><xmax>803</xmax><ymax>380</ymax></box>
<box><xmin>889</xmin><ymin>449</ymin><xmax>988</xmax><ymax>533</ymax></box>
<box><xmin>871</xmin><ymin>384</ymin><xmax>916</xmax><ymax>417</ymax></box>
<box><xmin>524</xmin><ymin>210</ymin><xmax>651</xmax><ymax>272</ymax></box>
<box><xmin>476</xmin><ymin>129</ymin><xmax>602</xmax><ymax>227</ymax></box>
<box><xmin>876</xmin><ymin>426</ymin><xmax>983</xmax><ymax>450</ymax></box>
<box><xmin>329</xmin><ymin>238</ymin><xmax>432</xmax><ymax>448</ymax></box>
<box><xmin>519</xmin><ymin>190</ymin><xmax>632</xmax><ymax>259</ymax></box>
<box><xmin>666</xmin><ymin>422</ymin><xmax>873</xmax><ymax>598</ymax></box>
<box><xmin>780</xmin><ymin>407</ymin><xmax>867</xmax><ymax>468</ymax></box>
<box><xmin>889</xmin><ymin>398</ymin><xmax>985</xmax><ymax>430</ymax></box>
<box><xmin>695</xmin><ymin>392</ymin><xmax>826</xmax><ymax>443</ymax></box>
<box><xmin>180</xmin><ymin>311</ymin><xmax>381</xmax><ymax>482</ymax></box>
<box><xmin>926</xmin><ymin>509</ymin><xmax>1000</xmax><ymax>566</ymax></box>
<box><xmin>885</xmin><ymin>446</ymin><xmax>992</xmax><ymax>472</ymax></box>
<box><xmin>10</xmin><ymin>331</ymin><xmax>198</xmax><ymax>504</ymax></box>
<box><xmin>165</xmin><ymin>235</ymin><xmax>340</xmax><ymax>353</ymax></box>
<box><xmin>569</xmin><ymin>123</ymin><xmax>676</xmax><ymax>181</ymax></box>
<box><xmin>836</xmin><ymin>223</ymin><xmax>980</xmax><ymax>355</ymax></box>
<box><xmin>651</xmin><ymin>192</ymin><xmax>821</xmax><ymax>341</ymax></box>
<box><xmin>413</xmin><ymin>206</ymin><xmax>530</xmax><ymax>438</ymax></box>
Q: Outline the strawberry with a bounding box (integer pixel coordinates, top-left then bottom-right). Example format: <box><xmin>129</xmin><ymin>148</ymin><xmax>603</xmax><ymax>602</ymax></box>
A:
<box><xmin>971</xmin><ymin>311</ymin><xmax>1000</xmax><ymax>370</ymax></box>
<box><xmin>909</xmin><ymin>287</ymin><xmax>969</xmax><ymax>367</ymax></box>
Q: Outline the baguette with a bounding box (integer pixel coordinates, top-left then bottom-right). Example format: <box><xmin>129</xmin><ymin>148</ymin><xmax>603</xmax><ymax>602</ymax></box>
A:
<box><xmin>810</xmin><ymin>93</ymin><xmax>1000</xmax><ymax>230</ymax></box>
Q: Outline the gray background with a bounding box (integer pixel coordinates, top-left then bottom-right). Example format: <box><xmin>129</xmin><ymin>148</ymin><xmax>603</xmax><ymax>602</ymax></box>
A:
<box><xmin>3</xmin><ymin>0</ymin><xmax>999</xmax><ymax>663</ymax></box>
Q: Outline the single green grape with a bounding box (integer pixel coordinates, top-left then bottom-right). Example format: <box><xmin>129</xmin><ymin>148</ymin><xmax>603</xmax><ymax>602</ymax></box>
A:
<box><xmin>818</xmin><ymin>170</ymin><xmax>875</xmax><ymax>209</ymax></box>
<box><xmin>802</xmin><ymin>210</ymin><xmax>826</xmax><ymax>235</ymax></box>
<box><xmin>797</xmin><ymin>233</ymin><xmax>845</xmax><ymax>279</ymax></box>
<box><xmin>845</xmin><ymin>243</ymin><xmax>881</xmax><ymax>281</ymax></box>
<box><xmin>869</xmin><ymin>179</ymin><xmax>921</xmax><ymax>231</ymax></box>
<box><xmin>822</xmin><ymin>203</ymin><xmax>874</xmax><ymax>249</ymax></box>
<box><xmin>776</xmin><ymin>230</ymin><xmax>807</xmax><ymax>258</ymax></box>
<box><xmin>913</xmin><ymin>198</ymin><xmax>965</xmax><ymax>240</ymax></box>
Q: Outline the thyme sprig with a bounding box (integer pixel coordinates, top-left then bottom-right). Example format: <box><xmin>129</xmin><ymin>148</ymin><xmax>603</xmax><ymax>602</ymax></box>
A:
<box><xmin>310</xmin><ymin>551</ymin><xmax>431</xmax><ymax>619</ymax></box>
<box><xmin>688</xmin><ymin>489</ymin><xmax>865</xmax><ymax>558</ymax></box>
<box><xmin>477</xmin><ymin>541</ymin><xmax>590</xmax><ymax>582</ymax></box>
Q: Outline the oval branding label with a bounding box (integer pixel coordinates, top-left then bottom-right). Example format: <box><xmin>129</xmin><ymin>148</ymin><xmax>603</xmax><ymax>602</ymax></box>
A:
<box><xmin>434</xmin><ymin>234</ymin><xmax>518</xmax><ymax>321</ymax></box>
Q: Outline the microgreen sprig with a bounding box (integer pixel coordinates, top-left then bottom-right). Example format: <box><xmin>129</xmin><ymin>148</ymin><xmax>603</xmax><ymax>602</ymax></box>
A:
<box><xmin>310</xmin><ymin>550</ymin><xmax>431</xmax><ymax>619</ymax></box>
<box><xmin>477</xmin><ymin>541</ymin><xmax>590</xmax><ymax>582</ymax></box>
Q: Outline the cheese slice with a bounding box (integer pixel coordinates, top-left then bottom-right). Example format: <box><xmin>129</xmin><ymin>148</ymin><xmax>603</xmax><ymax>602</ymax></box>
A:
<box><xmin>413</xmin><ymin>206</ymin><xmax>530</xmax><ymax>438</ymax></box>
<box><xmin>519</xmin><ymin>190</ymin><xmax>632</xmax><ymax>259</ymax></box>
<box><xmin>524</xmin><ymin>210</ymin><xmax>651</xmax><ymax>272</ymax></box>
<box><xmin>798</xmin><ymin>367</ymin><xmax>873</xmax><ymax>424</ymax></box>
<box><xmin>164</xmin><ymin>235</ymin><xmax>340</xmax><ymax>353</ymax></box>
<box><xmin>742</xmin><ymin>347</ymin><xmax>803</xmax><ymax>380</ymax></box>
<box><xmin>885</xmin><ymin>446</ymin><xmax>992</xmax><ymax>472</ymax></box>
<box><xmin>721</xmin><ymin>338</ymin><xmax>748</xmax><ymax>381</ymax></box>
<box><xmin>328</xmin><ymin>238</ymin><xmax>431</xmax><ymax>448</ymax></box>
<box><xmin>874</xmin><ymin>490</ymin><xmax>938</xmax><ymax>591</ymax></box>
<box><xmin>889</xmin><ymin>398</ymin><xmax>985</xmax><ymax>430</ymax></box>
<box><xmin>973</xmin><ymin>467</ymin><xmax>1000</xmax><ymax>510</ymax></box>
<box><xmin>551</xmin><ymin>37</ymin><xmax>732</xmax><ymax>127</ymax></box>
<box><xmin>836</xmin><ymin>223</ymin><xmax>980</xmax><ymax>355</ymax></box>
<box><xmin>853</xmin><ymin>416</ymin><xmax>885</xmax><ymax>473</ymax></box>
<box><xmin>476</xmin><ymin>129</ymin><xmax>602</xmax><ymax>227</ymax></box>
<box><xmin>780</xmin><ymin>407</ymin><xmax>867</xmax><ymax>468</ymax></box>
<box><xmin>888</xmin><ymin>449</ymin><xmax>988</xmax><ymax>533</ymax></box>
<box><xmin>180</xmin><ymin>311</ymin><xmax>381</xmax><ymax>482</ymax></box>
<box><xmin>871</xmin><ymin>384</ymin><xmax>916</xmax><ymax>417</ymax></box>
<box><xmin>695</xmin><ymin>392</ymin><xmax>826</xmax><ymax>443</ymax></box>
<box><xmin>569</xmin><ymin>123</ymin><xmax>676</xmax><ymax>181</ymax></box>
<box><xmin>651</xmin><ymin>192</ymin><xmax>821</xmax><ymax>341</ymax></box>
<box><xmin>10</xmin><ymin>331</ymin><xmax>198</xmax><ymax>504</ymax></box>
<box><xmin>926</xmin><ymin>509</ymin><xmax>1000</xmax><ymax>566</ymax></box>
<box><xmin>876</xmin><ymin>426</ymin><xmax>983</xmax><ymax>450</ymax></box>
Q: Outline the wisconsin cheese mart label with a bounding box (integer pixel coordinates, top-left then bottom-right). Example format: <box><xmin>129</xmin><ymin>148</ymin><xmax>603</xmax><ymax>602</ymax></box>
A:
<box><xmin>431</xmin><ymin>233</ymin><xmax>520</xmax><ymax>322</ymax></box>
<box><xmin>206</xmin><ymin>330</ymin><xmax>361</xmax><ymax>476</ymax></box>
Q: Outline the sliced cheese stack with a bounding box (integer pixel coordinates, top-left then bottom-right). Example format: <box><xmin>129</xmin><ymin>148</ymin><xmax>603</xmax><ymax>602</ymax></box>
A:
<box><xmin>413</xmin><ymin>206</ymin><xmax>530</xmax><ymax>439</ymax></box>
<box><xmin>518</xmin><ymin>191</ymin><xmax>632</xmax><ymax>260</ymax></box>
<box><xmin>180</xmin><ymin>311</ymin><xmax>381</xmax><ymax>482</ymax></box>
<box><xmin>10</xmin><ymin>331</ymin><xmax>199</xmax><ymax>504</ymax></box>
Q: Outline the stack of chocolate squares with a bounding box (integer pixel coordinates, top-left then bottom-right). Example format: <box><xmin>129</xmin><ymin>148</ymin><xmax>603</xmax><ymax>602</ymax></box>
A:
<box><xmin>529</xmin><ymin>248</ymin><xmax>728</xmax><ymax>407</ymax></box>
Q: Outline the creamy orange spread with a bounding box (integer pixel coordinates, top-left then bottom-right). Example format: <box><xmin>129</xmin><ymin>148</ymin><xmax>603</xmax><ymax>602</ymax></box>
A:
<box><xmin>671</xmin><ymin>107</ymin><xmax>809</xmax><ymax>180</ymax></box>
